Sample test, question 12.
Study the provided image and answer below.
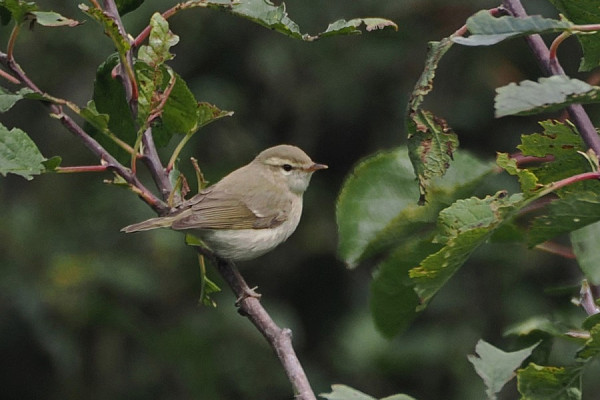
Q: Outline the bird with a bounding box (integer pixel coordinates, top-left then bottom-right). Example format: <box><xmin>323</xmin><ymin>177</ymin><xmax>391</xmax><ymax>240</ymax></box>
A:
<box><xmin>122</xmin><ymin>144</ymin><xmax>327</xmax><ymax>261</ymax></box>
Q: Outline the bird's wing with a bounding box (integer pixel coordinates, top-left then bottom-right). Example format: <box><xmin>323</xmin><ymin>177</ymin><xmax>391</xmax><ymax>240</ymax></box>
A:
<box><xmin>170</xmin><ymin>188</ymin><xmax>290</xmax><ymax>230</ymax></box>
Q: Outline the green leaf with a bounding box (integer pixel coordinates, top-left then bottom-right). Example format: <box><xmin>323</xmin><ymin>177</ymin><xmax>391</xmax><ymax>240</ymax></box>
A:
<box><xmin>495</xmin><ymin>76</ymin><xmax>600</xmax><ymax>118</ymax></box>
<box><xmin>42</xmin><ymin>155</ymin><xmax>62</xmax><ymax>172</ymax></box>
<box><xmin>220</xmin><ymin>0</ymin><xmax>396</xmax><ymax>41</ymax></box>
<box><xmin>572</xmin><ymin>221</ymin><xmax>600</xmax><ymax>285</ymax></box>
<box><xmin>0</xmin><ymin>0</ymin><xmax>37</xmax><ymax>24</ymax></box>
<box><xmin>549</xmin><ymin>0</ymin><xmax>600</xmax><ymax>71</ymax></box>
<box><xmin>576</xmin><ymin>322</ymin><xmax>600</xmax><ymax>359</ymax></box>
<box><xmin>496</xmin><ymin>153</ymin><xmax>540</xmax><ymax>195</ymax></box>
<box><xmin>138</xmin><ymin>13</ymin><xmax>179</xmax><ymax>68</ymax></box>
<box><xmin>370</xmin><ymin>239</ymin><xmax>439</xmax><ymax>338</ymax></box>
<box><xmin>319</xmin><ymin>384</ymin><xmax>416</xmax><ymax>400</ymax></box>
<box><xmin>88</xmin><ymin>55</ymin><xmax>136</xmax><ymax>163</ymax></box>
<box><xmin>517</xmin><ymin>364</ymin><xmax>582</xmax><ymax>400</ymax></box>
<box><xmin>0</xmin><ymin>123</ymin><xmax>46</xmax><ymax>180</ymax></box>
<box><xmin>30</xmin><ymin>11</ymin><xmax>81</xmax><ymax>27</ymax></box>
<box><xmin>0</xmin><ymin>87</ymin><xmax>34</xmax><ymax>112</ymax></box>
<box><xmin>409</xmin><ymin>192</ymin><xmax>523</xmax><ymax>307</ymax></box>
<box><xmin>79</xmin><ymin>4</ymin><xmax>131</xmax><ymax>56</ymax></box>
<box><xmin>468</xmin><ymin>340</ymin><xmax>539</xmax><ymax>400</ymax></box>
<box><xmin>453</xmin><ymin>10</ymin><xmax>573</xmax><ymax>47</ymax></box>
<box><xmin>407</xmin><ymin>109</ymin><xmax>459</xmax><ymax>203</ymax></box>
<box><xmin>528</xmin><ymin>191</ymin><xmax>600</xmax><ymax>247</ymax></box>
<box><xmin>321</xmin><ymin>18</ymin><xmax>398</xmax><ymax>38</ymax></box>
<box><xmin>116</xmin><ymin>0</ymin><xmax>144</xmax><ymax>16</ymax></box>
<box><xmin>336</xmin><ymin>147</ymin><xmax>492</xmax><ymax>268</ymax></box>
<box><xmin>504</xmin><ymin>316</ymin><xmax>565</xmax><ymax>338</ymax></box>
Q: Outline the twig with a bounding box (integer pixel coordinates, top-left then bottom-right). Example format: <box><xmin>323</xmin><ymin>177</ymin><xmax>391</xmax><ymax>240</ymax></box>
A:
<box><xmin>502</xmin><ymin>0</ymin><xmax>600</xmax><ymax>156</ymax></box>
<box><xmin>141</xmin><ymin>127</ymin><xmax>174</xmax><ymax>201</ymax></box>
<box><xmin>195</xmin><ymin>247</ymin><xmax>317</xmax><ymax>400</ymax></box>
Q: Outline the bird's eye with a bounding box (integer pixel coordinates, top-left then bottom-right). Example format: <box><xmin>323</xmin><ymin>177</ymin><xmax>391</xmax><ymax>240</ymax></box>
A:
<box><xmin>282</xmin><ymin>164</ymin><xmax>293</xmax><ymax>172</ymax></box>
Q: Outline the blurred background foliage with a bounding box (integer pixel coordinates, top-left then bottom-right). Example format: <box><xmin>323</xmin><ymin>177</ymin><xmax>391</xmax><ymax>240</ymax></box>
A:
<box><xmin>1</xmin><ymin>0</ymin><xmax>598</xmax><ymax>399</ymax></box>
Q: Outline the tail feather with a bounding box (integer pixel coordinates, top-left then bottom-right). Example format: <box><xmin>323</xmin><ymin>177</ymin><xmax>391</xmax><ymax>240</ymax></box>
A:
<box><xmin>121</xmin><ymin>216</ymin><xmax>173</xmax><ymax>233</ymax></box>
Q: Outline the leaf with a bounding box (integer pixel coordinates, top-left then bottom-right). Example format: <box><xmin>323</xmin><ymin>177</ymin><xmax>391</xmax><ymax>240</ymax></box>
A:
<box><xmin>219</xmin><ymin>0</ymin><xmax>396</xmax><ymax>41</ymax></box>
<box><xmin>496</xmin><ymin>153</ymin><xmax>540</xmax><ymax>195</ymax></box>
<box><xmin>0</xmin><ymin>123</ymin><xmax>46</xmax><ymax>180</ymax></box>
<box><xmin>549</xmin><ymin>0</ymin><xmax>600</xmax><ymax>71</ymax></box>
<box><xmin>116</xmin><ymin>0</ymin><xmax>144</xmax><ymax>16</ymax></box>
<box><xmin>42</xmin><ymin>155</ymin><xmax>62</xmax><ymax>172</ymax></box>
<box><xmin>370</xmin><ymin>239</ymin><xmax>439</xmax><ymax>338</ymax></box>
<box><xmin>453</xmin><ymin>10</ymin><xmax>573</xmax><ymax>47</ymax></box>
<box><xmin>321</xmin><ymin>18</ymin><xmax>398</xmax><ymax>38</ymax></box>
<box><xmin>336</xmin><ymin>147</ymin><xmax>492</xmax><ymax>267</ymax></box>
<box><xmin>0</xmin><ymin>87</ymin><xmax>34</xmax><ymax>112</ymax></box>
<box><xmin>319</xmin><ymin>384</ymin><xmax>416</xmax><ymax>400</ymax></box>
<box><xmin>495</xmin><ymin>76</ymin><xmax>600</xmax><ymax>118</ymax></box>
<box><xmin>407</xmin><ymin>109</ymin><xmax>459</xmax><ymax>203</ymax></box>
<box><xmin>517</xmin><ymin>364</ymin><xmax>582</xmax><ymax>400</ymax></box>
<box><xmin>0</xmin><ymin>0</ymin><xmax>37</xmax><ymax>24</ymax></box>
<box><xmin>409</xmin><ymin>192</ymin><xmax>523</xmax><ymax>307</ymax></box>
<box><xmin>406</xmin><ymin>38</ymin><xmax>457</xmax><ymax>202</ymax></box>
<box><xmin>79</xmin><ymin>4</ymin><xmax>131</xmax><ymax>56</ymax></box>
<box><xmin>87</xmin><ymin>55</ymin><xmax>136</xmax><ymax>163</ymax></box>
<box><xmin>572</xmin><ymin>221</ymin><xmax>600</xmax><ymax>285</ymax></box>
<box><xmin>320</xmin><ymin>384</ymin><xmax>376</xmax><ymax>400</ymax></box>
<box><xmin>504</xmin><ymin>316</ymin><xmax>565</xmax><ymax>338</ymax></box>
<box><xmin>576</xmin><ymin>322</ymin><xmax>600</xmax><ymax>359</ymax></box>
<box><xmin>528</xmin><ymin>191</ymin><xmax>600</xmax><ymax>247</ymax></box>
<box><xmin>468</xmin><ymin>340</ymin><xmax>539</xmax><ymax>400</ymax></box>
<box><xmin>138</xmin><ymin>13</ymin><xmax>179</xmax><ymax>68</ymax></box>
<box><xmin>30</xmin><ymin>11</ymin><xmax>81</xmax><ymax>27</ymax></box>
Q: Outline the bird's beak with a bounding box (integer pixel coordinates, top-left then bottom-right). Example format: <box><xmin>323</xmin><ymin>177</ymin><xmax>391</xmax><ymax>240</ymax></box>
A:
<box><xmin>306</xmin><ymin>163</ymin><xmax>328</xmax><ymax>172</ymax></box>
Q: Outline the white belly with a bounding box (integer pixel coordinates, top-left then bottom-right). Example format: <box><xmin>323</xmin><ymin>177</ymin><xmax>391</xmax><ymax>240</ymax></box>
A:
<box><xmin>198</xmin><ymin>202</ymin><xmax>303</xmax><ymax>261</ymax></box>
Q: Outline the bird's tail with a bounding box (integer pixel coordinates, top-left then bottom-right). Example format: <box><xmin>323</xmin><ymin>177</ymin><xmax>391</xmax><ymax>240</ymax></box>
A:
<box><xmin>121</xmin><ymin>216</ymin><xmax>173</xmax><ymax>233</ymax></box>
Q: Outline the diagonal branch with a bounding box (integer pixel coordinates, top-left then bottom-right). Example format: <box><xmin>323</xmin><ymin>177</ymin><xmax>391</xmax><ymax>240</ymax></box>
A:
<box><xmin>501</xmin><ymin>0</ymin><xmax>600</xmax><ymax>156</ymax></box>
<box><xmin>195</xmin><ymin>247</ymin><xmax>317</xmax><ymax>400</ymax></box>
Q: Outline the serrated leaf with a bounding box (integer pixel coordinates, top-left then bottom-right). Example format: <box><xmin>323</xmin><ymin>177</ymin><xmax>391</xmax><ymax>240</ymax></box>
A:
<box><xmin>0</xmin><ymin>87</ymin><xmax>34</xmax><ymax>112</ymax></box>
<box><xmin>468</xmin><ymin>340</ymin><xmax>539</xmax><ymax>400</ymax></box>
<box><xmin>407</xmin><ymin>109</ymin><xmax>459</xmax><ymax>202</ymax></box>
<box><xmin>572</xmin><ymin>221</ymin><xmax>600</xmax><ymax>285</ymax></box>
<box><xmin>321</xmin><ymin>18</ymin><xmax>397</xmax><ymax>38</ymax></box>
<box><xmin>453</xmin><ymin>10</ymin><xmax>573</xmax><ymax>47</ymax></box>
<box><xmin>517</xmin><ymin>364</ymin><xmax>582</xmax><ymax>400</ymax></box>
<box><xmin>79</xmin><ymin>4</ymin><xmax>131</xmax><ymax>56</ymax></box>
<box><xmin>0</xmin><ymin>123</ymin><xmax>46</xmax><ymax>180</ymax></box>
<box><xmin>528</xmin><ymin>191</ymin><xmax>600</xmax><ymax>247</ymax></box>
<box><xmin>138</xmin><ymin>13</ymin><xmax>179</xmax><ymax>68</ymax></box>
<box><xmin>549</xmin><ymin>0</ymin><xmax>600</xmax><ymax>71</ymax></box>
<box><xmin>495</xmin><ymin>76</ymin><xmax>599</xmax><ymax>118</ymax></box>
<box><xmin>496</xmin><ymin>152</ymin><xmax>540</xmax><ymax>194</ymax></box>
<box><xmin>30</xmin><ymin>11</ymin><xmax>81</xmax><ymax>27</ymax></box>
<box><xmin>409</xmin><ymin>192</ymin><xmax>523</xmax><ymax>307</ymax></box>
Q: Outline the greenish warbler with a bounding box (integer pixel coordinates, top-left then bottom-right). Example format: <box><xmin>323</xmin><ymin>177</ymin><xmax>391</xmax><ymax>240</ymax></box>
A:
<box><xmin>122</xmin><ymin>145</ymin><xmax>327</xmax><ymax>261</ymax></box>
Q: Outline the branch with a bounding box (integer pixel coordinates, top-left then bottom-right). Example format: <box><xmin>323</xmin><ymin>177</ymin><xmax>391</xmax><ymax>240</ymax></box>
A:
<box><xmin>141</xmin><ymin>127</ymin><xmax>174</xmax><ymax>201</ymax></box>
<box><xmin>195</xmin><ymin>247</ymin><xmax>317</xmax><ymax>400</ymax></box>
<box><xmin>502</xmin><ymin>0</ymin><xmax>600</xmax><ymax>156</ymax></box>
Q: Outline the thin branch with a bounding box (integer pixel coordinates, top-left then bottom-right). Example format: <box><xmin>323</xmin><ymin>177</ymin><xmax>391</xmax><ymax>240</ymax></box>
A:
<box><xmin>141</xmin><ymin>127</ymin><xmax>174</xmax><ymax>201</ymax></box>
<box><xmin>194</xmin><ymin>247</ymin><xmax>316</xmax><ymax>400</ymax></box>
<box><xmin>502</xmin><ymin>0</ymin><xmax>600</xmax><ymax>156</ymax></box>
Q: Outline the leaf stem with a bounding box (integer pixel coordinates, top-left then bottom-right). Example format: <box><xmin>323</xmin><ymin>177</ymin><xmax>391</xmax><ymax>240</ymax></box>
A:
<box><xmin>56</xmin><ymin>165</ymin><xmax>109</xmax><ymax>173</ymax></box>
<box><xmin>549</xmin><ymin>31</ymin><xmax>570</xmax><ymax>60</ymax></box>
